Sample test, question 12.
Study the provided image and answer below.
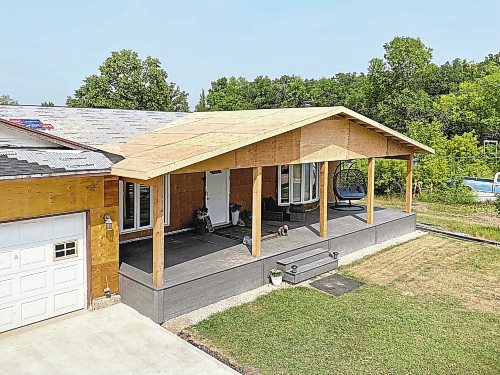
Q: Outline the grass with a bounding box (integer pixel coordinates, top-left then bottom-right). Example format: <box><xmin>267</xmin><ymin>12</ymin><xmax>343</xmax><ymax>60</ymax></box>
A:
<box><xmin>372</xmin><ymin>195</ymin><xmax>500</xmax><ymax>241</ymax></box>
<box><xmin>188</xmin><ymin>235</ymin><xmax>500</xmax><ymax>375</ymax></box>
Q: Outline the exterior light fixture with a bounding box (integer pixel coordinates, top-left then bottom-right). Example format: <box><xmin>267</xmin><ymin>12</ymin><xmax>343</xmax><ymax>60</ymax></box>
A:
<box><xmin>103</xmin><ymin>214</ymin><xmax>113</xmax><ymax>231</ymax></box>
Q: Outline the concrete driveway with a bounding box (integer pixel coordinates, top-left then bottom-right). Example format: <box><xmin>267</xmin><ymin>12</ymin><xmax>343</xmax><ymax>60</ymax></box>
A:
<box><xmin>0</xmin><ymin>304</ymin><xmax>237</xmax><ymax>375</ymax></box>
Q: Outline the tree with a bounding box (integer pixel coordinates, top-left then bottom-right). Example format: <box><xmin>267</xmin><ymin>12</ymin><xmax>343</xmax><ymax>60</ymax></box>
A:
<box><xmin>195</xmin><ymin>89</ymin><xmax>208</xmax><ymax>112</ymax></box>
<box><xmin>41</xmin><ymin>101</ymin><xmax>54</xmax><ymax>107</ymax></box>
<box><xmin>435</xmin><ymin>68</ymin><xmax>500</xmax><ymax>141</ymax></box>
<box><xmin>67</xmin><ymin>50</ymin><xmax>189</xmax><ymax>112</ymax></box>
<box><xmin>0</xmin><ymin>94</ymin><xmax>18</xmax><ymax>105</ymax></box>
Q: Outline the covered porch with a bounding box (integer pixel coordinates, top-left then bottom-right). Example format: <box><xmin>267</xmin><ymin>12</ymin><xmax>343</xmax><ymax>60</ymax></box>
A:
<box><xmin>111</xmin><ymin>107</ymin><xmax>433</xmax><ymax>323</ymax></box>
<box><xmin>119</xmin><ymin>205</ymin><xmax>416</xmax><ymax>322</ymax></box>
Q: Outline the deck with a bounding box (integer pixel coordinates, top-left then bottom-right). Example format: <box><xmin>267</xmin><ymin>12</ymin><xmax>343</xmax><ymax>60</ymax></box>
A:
<box><xmin>119</xmin><ymin>206</ymin><xmax>416</xmax><ymax>323</ymax></box>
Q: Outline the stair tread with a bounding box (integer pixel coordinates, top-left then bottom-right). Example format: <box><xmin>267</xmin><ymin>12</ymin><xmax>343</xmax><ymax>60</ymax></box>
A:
<box><xmin>277</xmin><ymin>248</ymin><xmax>329</xmax><ymax>265</ymax></box>
<box><xmin>285</xmin><ymin>257</ymin><xmax>337</xmax><ymax>274</ymax></box>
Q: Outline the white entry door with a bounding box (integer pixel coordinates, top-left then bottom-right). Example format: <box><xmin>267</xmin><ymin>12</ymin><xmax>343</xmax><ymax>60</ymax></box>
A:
<box><xmin>205</xmin><ymin>170</ymin><xmax>230</xmax><ymax>226</ymax></box>
<box><xmin>0</xmin><ymin>213</ymin><xmax>86</xmax><ymax>333</ymax></box>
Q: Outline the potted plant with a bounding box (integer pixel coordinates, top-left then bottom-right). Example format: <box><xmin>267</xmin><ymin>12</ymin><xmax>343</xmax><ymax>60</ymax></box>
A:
<box><xmin>269</xmin><ymin>268</ymin><xmax>284</xmax><ymax>286</ymax></box>
<box><xmin>230</xmin><ymin>202</ymin><xmax>242</xmax><ymax>226</ymax></box>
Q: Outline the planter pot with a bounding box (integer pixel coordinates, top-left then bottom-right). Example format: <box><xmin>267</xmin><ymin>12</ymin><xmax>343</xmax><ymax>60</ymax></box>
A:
<box><xmin>270</xmin><ymin>275</ymin><xmax>282</xmax><ymax>286</ymax></box>
<box><xmin>231</xmin><ymin>210</ymin><xmax>240</xmax><ymax>226</ymax></box>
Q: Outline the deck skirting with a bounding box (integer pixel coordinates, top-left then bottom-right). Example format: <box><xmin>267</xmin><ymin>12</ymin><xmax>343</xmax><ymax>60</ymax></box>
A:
<box><xmin>119</xmin><ymin>212</ymin><xmax>416</xmax><ymax>323</ymax></box>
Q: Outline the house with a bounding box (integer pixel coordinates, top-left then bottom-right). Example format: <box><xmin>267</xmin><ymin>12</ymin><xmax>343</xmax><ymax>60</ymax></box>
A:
<box><xmin>0</xmin><ymin>105</ymin><xmax>433</xmax><ymax>330</ymax></box>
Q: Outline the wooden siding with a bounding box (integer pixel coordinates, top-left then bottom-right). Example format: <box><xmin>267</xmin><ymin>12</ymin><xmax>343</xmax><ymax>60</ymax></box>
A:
<box><xmin>0</xmin><ymin>175</ymin><xmax>119</xmax><ymax>299</ymax></box>
<box><xmin>172</xmin><ymin>117</ymin><xmax>417</xmax><ymax>174</ymax></box>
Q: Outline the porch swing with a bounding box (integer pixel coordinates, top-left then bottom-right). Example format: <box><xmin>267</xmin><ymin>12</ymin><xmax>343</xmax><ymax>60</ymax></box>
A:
<box><xmin>332</xmin><ymin>161</ymin><xmax>367</xmax><ymax>211</ymax></box>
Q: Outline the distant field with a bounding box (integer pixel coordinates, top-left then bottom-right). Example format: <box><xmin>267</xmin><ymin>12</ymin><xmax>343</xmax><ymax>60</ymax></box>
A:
<box><xmin>372</xmin><ymin>195</ymin><xmax>500</xmax><ymax>241</ymax></box>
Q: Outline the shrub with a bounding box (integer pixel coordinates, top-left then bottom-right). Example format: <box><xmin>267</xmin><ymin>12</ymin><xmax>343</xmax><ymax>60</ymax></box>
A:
<box><xmin>495</xmin><ymin>196</ymin><xmax>500</xmax><ymax>215</ymax></box>
<box><xmin>419</xmin><ymin>185</ymin><xmax>475</xmax><ymax>205</ymax></box>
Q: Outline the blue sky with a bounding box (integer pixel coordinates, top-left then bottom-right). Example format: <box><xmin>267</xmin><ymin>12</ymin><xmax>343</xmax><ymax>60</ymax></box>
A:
<box><xmin>2</xmin><ymin>0</ymin><xmax>499</xmax><ymax>109</ymax></box>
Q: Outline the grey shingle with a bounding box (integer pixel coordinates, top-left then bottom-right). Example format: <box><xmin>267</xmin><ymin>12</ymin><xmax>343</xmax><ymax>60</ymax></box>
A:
<box><xmin>0</xmin><ymin>105</ymin><xmax>187</xmax><ymax>148</ymax></box>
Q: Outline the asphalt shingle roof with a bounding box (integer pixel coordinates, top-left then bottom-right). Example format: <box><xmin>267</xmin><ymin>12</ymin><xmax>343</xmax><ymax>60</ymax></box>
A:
<box><xmin>0</xmin><ymin>105</ymin><xmax>187</xmax><ymax>148</ymax></box>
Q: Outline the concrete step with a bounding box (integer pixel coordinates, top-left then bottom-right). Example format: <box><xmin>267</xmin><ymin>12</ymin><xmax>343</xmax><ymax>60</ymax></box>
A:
<box><xmin>276</xmin><ymin>248</ymin><xmax>330</xmax><ymax>272</ymax></box>
<box><xmin>283</xmin><ymin>257</ymin><xmax>339</xmax><ymax>284</ymax></box>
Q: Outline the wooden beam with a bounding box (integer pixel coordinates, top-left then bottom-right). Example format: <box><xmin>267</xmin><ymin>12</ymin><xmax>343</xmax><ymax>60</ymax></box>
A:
<box><xmin>121</xmin><ymin>176</ymin><xmax>155</xmax><ymax>186</ymax></box>
<box><xmin>319</xmin><ymin>161</ymin><xmax>329</xmax><ymax>238</ymax></box>
<box><xmin>366</xmin><ymin>157</ymin><xmax>375</xmax><ymax>225</ymax></box>
<box><xmin>405</xmin><ymin>154</ymin><xmax>414</xmax><ymax>213</ymax></box>
<box><xmin>152</xmin><ymin>175</ymin><xmax>165</xmax><ymax>286</ymax></box>
<box><xmin>251</xmin><ymin>166</ymin><xmax>262</xmax><ymax>257</ymax></box>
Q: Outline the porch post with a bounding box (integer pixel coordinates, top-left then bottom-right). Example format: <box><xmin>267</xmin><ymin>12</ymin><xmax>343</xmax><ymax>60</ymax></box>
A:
<box><xmin>251</xmin><ymin>166</ymin><xmax>262</xmax><ymax>257</ymax></box>
<box><xmin>319</xmin><ymin>161</ymin><xmax>328</xmax><ymax>238</ymax></box>
<box><xmin>152</xmin><ymin>175</ymin><xmax>165</xmax><ymax>287</ymax></box>
<box><xmin>405</xmin><ymin>153</ymin><xmax>414</xmax><ymax>213</ymax></box>
<box><xmin>366</xmin><ymin>157</ymin><xmax>375</xmax><ymax>225</ymax></box>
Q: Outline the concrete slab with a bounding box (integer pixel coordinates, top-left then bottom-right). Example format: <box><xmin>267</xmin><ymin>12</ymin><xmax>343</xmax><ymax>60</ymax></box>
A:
<box><xmin>0</xmin><ymin>304</ymin><xmax>237</xmax><ymax>375</ymax></box>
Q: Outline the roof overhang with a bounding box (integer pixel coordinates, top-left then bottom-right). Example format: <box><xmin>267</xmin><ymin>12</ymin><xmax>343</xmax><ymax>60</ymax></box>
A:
<box><xmin>110</xmin><ymin>107</ymin><xmax>434</xmax><ymax>180</ymax></box>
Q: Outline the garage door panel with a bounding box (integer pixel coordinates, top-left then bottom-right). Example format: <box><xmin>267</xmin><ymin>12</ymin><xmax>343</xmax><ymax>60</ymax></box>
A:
<box><xmin>0</xmin><ymin>250</ymin><xmax>19</xmax><ymax>274</ymax></box>
<box><xmin>0</xmin><ymin>305</ymin><xmax>15</xmax><ymax>329</ymax></box>
<box><xmin>20</xmin><ymin>245</ymin><xmax>48</xmax><ymax>268</ymax></box>
<box><xmin>54</xmin><ymin>288</ymin><xmax>81</xmax><ymax>313</ymax></box>
<box><xmin>53</xmin><ymin>263</ymin><xmax>82</xmax><ymax>288</ymax></box>
<box><xmin>0</xmin><ymin>213</ymin><xmax>86</xmax><ymax>333</ymax></box>
<box><xmin>21</xmin><ymin>296</ymin><xmax>49</xmax><ymax>321</ymax></box>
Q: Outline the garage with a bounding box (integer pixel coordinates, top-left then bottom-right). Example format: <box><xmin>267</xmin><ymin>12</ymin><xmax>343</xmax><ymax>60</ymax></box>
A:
<box><xmin>0</xmin><ymin>212</ymin><xmax>87</xmax><ymax>333</ymax></box>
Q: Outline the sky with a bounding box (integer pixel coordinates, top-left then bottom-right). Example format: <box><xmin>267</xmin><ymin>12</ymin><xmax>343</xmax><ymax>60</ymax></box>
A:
<box><xmin>1</xmin><ymin>0</ymin><xmax>499</xmax><ymax>109</ymax></box>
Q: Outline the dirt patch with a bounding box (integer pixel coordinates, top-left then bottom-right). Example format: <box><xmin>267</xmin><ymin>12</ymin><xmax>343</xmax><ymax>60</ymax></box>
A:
<box><xmin>179</xmin><ymin>330</ymin><xmax>257</xmax><ymax>375</ymax></box>
<box><xmin>344</xmin><ymin>235</ymin><xmax>500</xmax><ymax>314</ymax></box>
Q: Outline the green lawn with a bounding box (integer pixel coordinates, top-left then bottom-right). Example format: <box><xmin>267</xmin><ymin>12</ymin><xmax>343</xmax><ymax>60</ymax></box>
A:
<box><xmin>188</xmin><ymin>236</ymin><xmax>500</xmax><ymax>375</ymax></box>
<box><xmin>372</xmin><ymin>196</ymin><xmax>500</xmax><ymax>241</ymax></box>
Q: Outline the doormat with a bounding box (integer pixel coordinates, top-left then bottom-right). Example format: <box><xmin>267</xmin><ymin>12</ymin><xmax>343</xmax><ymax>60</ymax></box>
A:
<box><xmin>310</xmin><ymin>274</ymin><xmax>364</xmax><ymax>296</ymax></box>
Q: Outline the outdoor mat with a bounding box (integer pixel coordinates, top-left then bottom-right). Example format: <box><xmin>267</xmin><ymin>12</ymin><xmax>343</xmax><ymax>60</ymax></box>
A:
<box><xmin>310</xmin><ymin>274</ymin><xmax>364</xmax><ymax>296</ymax></box>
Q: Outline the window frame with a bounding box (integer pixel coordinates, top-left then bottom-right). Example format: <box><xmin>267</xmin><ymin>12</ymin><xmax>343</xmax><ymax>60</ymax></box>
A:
<box><xmin>119</xmin><ymin>176</ymin><xmax>171</xmax><ymax>234</ymax></box>
<box><xmin>53</xmin><ymin>240</ymin><xmax>78</xmax><ymax>261</ymax></box>
<box><xmin>278</xmin><ymin>163</ymin><xmax>320</xmax><ymax>206</ymax></box>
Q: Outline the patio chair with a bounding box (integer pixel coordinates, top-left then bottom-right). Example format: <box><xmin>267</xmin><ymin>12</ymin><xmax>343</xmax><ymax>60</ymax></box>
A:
<box><xmin>262</xmin><ymin>196</ymin><xmax>286</xmax><ymax>221</ymax></box>
<box><xmin>332</xmin><ymin>161</ymin><xmax>367</xmax><ymax>211</ymax></box>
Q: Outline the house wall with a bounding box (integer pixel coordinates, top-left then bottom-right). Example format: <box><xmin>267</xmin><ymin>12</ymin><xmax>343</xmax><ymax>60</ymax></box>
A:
<box><xmin>230</xmin><ymin>166</ymin><xmax>277</xmax><ymax>211</ymax></box>
<box><xmin>0</xmin><ymin>175</ymin><xmax>119</xmax><ymax>300</ymax></box>
<box><xmin>119</xmin><ymin>172</ymin><xmax>205</xmax><ymax>242</ymax></box>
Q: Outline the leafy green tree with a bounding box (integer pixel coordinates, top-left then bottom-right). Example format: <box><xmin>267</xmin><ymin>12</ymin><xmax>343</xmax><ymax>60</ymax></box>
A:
<box><xmin>67</xmin><ymin>50</ymin><xmax>189</xmax><ymax>111</ymax></box>
<box><xmin>205</xmin><ymin>77</ymin><xmax>254</xmax><ymax>111</ymax></box>
<box><xmin>195</xmin><ymin>89</ymin><xmax>208</xmax><ymax>112</ymax></box>
<box><xmin>0</xmin><ymin>94</ymin><xmax>18</xmax><ymax>105</ymax></box>
<box><xmin>435</xmin><ymin>68</ymin><xmax>500</xmax><ymax>141</ymax></box>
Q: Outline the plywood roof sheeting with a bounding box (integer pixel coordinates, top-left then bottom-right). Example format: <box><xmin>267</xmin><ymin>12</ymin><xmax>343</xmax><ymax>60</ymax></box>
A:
<box><xmin>111</xmin><ymin>107</ymin><xmax>434</xmax><ymax>179</ymax></box>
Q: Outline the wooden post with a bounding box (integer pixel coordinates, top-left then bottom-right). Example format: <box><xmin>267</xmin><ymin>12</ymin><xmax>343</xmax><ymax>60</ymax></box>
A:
<box><xmin>327</xmin><ymin>161</ymin><xmax>339</xmax><ymax>203</ymax></box>
<box><xmin>152</xmin><ymin>175</ymin><xmax>165</xmax><ymax>287</ymax></box>
<box><xmin>366</xmin><ymin>157</ymin><xmax>375</xmax><ymax>225</ymax></box>
<box><xmin>251</xmin><ymin>166</ymin><xmax>262</xmax><ymax>257</ymax></box>
<box><xmin>405</xmin><ymin>154</ymin><xmax>414</xmax><ymax>213</ymax></box>
<box><xmin>319</xmin><ymin>161</ymin><xmax>329</xmax><ymax>238</ymax></box>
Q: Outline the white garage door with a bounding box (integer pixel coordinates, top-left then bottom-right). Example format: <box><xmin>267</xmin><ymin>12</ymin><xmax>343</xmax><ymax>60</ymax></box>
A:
<box><xmin>0</xmin><ymin>212</ymin><xmax>86</xmax><ymax>333</ymax></box>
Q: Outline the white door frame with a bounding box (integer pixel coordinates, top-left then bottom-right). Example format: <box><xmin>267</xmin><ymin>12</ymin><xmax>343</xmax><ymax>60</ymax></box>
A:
<box><xmin>205</xmin><ymin>170</ymin><xmax>230</xmax><ymax>226</ymax></box>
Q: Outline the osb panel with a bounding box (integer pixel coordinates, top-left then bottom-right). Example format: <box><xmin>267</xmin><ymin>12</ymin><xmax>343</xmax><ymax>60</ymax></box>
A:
<box><xmin>348</xmin><ymin>121</ymin><xmax>388</xmax><ymax>159</ymax></box>
<box><xmin>169</xmin><ymin>172</ymin><xmax>205</xmax><ymax>231</ymax></box>
<box><xmin>0</xmin><ymin>176</ymin><xmax>119</xmax><ymax>299</ymax></box>
<box><xmin>230</xmin><ymin>167</ymin><xmax>277</xmax><ymax>211</ymax></box>
<box><xmin>299</xmin><ymin>118</ymin><xmax>349</xmax><ymax>162</ymax></box>
<box><xmin>387</xmin><ymin>139</ymin><xmax>412</xmax><ymax>157</ymax></box>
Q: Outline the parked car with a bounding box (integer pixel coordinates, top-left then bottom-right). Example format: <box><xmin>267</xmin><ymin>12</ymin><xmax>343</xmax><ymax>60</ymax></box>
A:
<box><xmin>463</xmin><ymin>172</ymin><xmax>500</xmax><ymax>202</ymax></box>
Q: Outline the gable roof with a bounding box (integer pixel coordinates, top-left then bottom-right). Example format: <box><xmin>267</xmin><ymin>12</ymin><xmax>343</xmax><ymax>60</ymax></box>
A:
<box><xmin>0</xmin><ymin>105</ymin><xmax>187</xmax><ymax>149</ymax></box>
<box><xmin>110</xmin><ymin>106</ymin><xmax>434</xmax><ymax>179</ymax></box>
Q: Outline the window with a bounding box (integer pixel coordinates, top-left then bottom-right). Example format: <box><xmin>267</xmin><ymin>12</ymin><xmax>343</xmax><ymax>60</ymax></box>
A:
<box><xmin>119</xmin><ymin>175</ymin><xmax>170</xmax><ymax>233</ymax></box>
<box><xmin>278</xmin><ymin>163</ymin><xmax>320</xmax><ymax>205</ymax></box>
<box><xmin>54</xmin><ymin>241</ymin><xmax>77</xmax><ymax>260</ymax></box>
